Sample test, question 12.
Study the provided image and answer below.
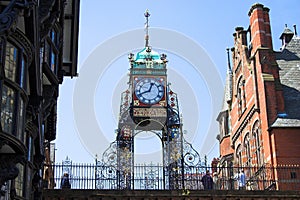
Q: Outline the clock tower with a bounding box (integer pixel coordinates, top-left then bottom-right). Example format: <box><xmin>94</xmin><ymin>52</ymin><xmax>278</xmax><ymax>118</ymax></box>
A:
<box><xmin>103</xmin><ymin>10</ymin><xmax>201</xmax><ymax>190</ymax></box>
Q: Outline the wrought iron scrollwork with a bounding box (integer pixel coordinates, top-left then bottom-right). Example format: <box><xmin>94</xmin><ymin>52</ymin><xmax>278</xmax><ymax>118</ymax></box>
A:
<box><xmin>101</xmin><ymin>141</ymin><xmax>118</xmax><ymax>166</ymax></box>
<box><xmin>182</xmin><ymin>139</ymin><xmax>201</xmax><ymax>167</ymax></box>
<box><xmin>95</xmin><ymin>161</ymin><xmax>118</xmax><ymax>189</ymax></box>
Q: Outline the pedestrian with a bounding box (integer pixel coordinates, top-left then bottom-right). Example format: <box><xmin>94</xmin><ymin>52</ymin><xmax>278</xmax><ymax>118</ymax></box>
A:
<box><xmin>201</xmin><ymin>170</ymin><xmax>213</xmax><ymax>190</ymax></box>
<box><xmin>61</xmin><ymin>172</ymin><xmax>71</xmax><ymax>189</ymax></box>
<box><xmin>234</xmin><ymin>170</ymin><xmax>246</xmax><ymax>190</ymax></box>
<box><xmin>212</xmin><ymin>172</ymin><xmax>219</xmax><ymax>189</ymax></box>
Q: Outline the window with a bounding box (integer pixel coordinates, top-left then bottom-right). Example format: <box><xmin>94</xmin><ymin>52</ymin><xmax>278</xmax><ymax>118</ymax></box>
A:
<box><xmin>5</xmin><ymin>42</ymin><xmax>27</xmax><ymax>90</ymax></box>
<box><xmin>236</xmin><ymin>144</ymin><xmax>242</xmax><ymax>167</ymax></box>
<box><xmin>1</xmin><ymin>41</ymin><xmax>27</xmax><ymax>142</ymax></box>
<box><xmin>25</xmin><ymin>167</ymin><xmax>32</xmax><ymax>197</ymax></box>
<box><xmin>15</xmin><ymin>163</ymin><xmax>25</xmax><ymax>197</ymax></box>
<box><xmin>291</xmin><ymin>172</ymin><xmax>297</xmax><ymax>179</ymax></box>
<box><xmin>50</xmin><ymin>49</ymin><xmax>57</xmax><ymax>73</ymax></box>
<box><xmin>1</xmin><ymin>85</ymin><xmax>16</xmax><ymax>134</ymax></box>
<box><xmin>17</xmin><ymin>98</ymin><xmax>25</xmax><ymax>142</ymax></box>
<box><xmin>42</xmin><ymin>28</ymin><xmax>59</xmax><ymax>74</ymax></box>
<box><xmin>252</xmin><ymin>121</ymin><xmax>263</xmax><ymax>166</ymax></box>
<box><xmin>27</xmin><ymin>134</ymin><xmax>33</xmax><ymax>162</ymax></box>
<box><xmin>5</xmin><ymin>42</ymin><xmax>18</xmax><ymax>82</ymax></box>
<box><xmin>244</xmin><ymin>133</ymin><xmax>251</xmax><ymax>166</ymax></box>
<box><xmin>1</xmin><ymin>84</ymin><xmax>25</xmax><ymax>140</ymax></box>
<box><xmin>19</xmin><ymin>56</ymin><xmax>27</xmax><ymax>90</ymax></box>
<box><xmin>50</xmin><ymin>29</ymin><xmax>56</xmax><ymax>44</ymax></box>
<box><xmin>237</xmin><ymin>77</ymin><xmax>246</xmax><ymax>116</ymax></box>
<box><xmin>226</xmin><ymin>115</ymin><xmax>231</xmax><ymax>136</ymax></box>
<box><xmin>44</xmin><ymin>41</ymin><xmax>50</xmax><ymax>65</ymax></box>
<box><xmin>50</xmin><ymin>29</ymin><xmax>59</xmax><ymax>46</ymax></box>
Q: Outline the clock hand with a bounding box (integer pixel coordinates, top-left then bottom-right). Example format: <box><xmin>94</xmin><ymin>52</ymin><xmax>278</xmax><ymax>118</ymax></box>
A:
<box><xmin>148</xmin><ymin>82</ymin><xmax>154</xmax><ymax>92</ymax></box>
<box><xmin>139</xmin><ymin>83</ymin><xmax>154</xmax><ymax>95</ymax></box>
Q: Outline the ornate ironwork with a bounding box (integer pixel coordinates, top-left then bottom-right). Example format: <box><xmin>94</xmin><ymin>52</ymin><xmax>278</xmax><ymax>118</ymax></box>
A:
<box><xmin>47</xmin><ymin>161</ymin><xmax>300</xmax><ymax>191</ymax></box>
<box><xmin>183</xmin><ymin>139</ymin><xmax>201</xmax><ymax>167</ymax></box>
<box><xmin>98</xmin><ymin>79</ymin><xmax>204</xmax><ymax>190</ymax></box>
<box><xmin>97</xmin><ymin>10</ymin><xmax>204</xmax><ymax>190</ymax></box>
<box><xmin>118</xmin><ymin>90</ymin><xmax>131</xmax><ymax>124</ymax></box>
<box><xmin>101</xmin><ymin>141</ymin><xmax>117</xmax><ymax>166</ymax></box>
<box><xmin>95</xmin><ymin>161</ymin><xmax>118</xmax><ymax>189</ymax></box>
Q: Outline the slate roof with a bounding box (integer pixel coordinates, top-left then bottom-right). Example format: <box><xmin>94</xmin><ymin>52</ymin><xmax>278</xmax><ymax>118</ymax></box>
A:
<box><xmin>220</xmin><ymin>67</ymin><xmax>233</xmax><ymax>112</ymax></box>
<box><xmin>272</xmin><ymin>36</ymin><xmax>300</xmax><ymax>127</ymax></box>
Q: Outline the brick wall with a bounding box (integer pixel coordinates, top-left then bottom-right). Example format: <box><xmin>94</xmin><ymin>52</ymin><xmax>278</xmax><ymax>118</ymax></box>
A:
<box><xmin>271</xmin><ymin>128</ymin><xmax>300</xmax><ymax>166</ymax></box>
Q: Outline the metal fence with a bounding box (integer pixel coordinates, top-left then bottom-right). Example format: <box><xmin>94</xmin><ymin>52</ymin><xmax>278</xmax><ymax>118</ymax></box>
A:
<box><xmin>44</xmin><ymin>163</ymin><xmax>300</xmax><ymax>191</ymax></box>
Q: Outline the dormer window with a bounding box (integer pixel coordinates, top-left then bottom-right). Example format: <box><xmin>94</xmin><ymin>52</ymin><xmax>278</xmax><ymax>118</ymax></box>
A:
<box><xmin>279</xmin><ymin>24</ymin><xmax>294</xmax><ymax>49</ymax></box>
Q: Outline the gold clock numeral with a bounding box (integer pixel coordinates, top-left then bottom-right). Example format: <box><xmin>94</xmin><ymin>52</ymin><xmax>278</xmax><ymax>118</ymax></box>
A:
<box><xmin>159</xmin><ymin>100</ymin><xmax>166</xmax><ymax>106</ymax></box>
<box><xmin>134</xmin><ymin>100</ymin><xmax>140</xmax><ymax>106</ymax></box>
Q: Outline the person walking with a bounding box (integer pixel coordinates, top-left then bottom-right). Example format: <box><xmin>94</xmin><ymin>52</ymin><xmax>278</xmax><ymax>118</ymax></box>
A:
<box><xmin>235</xmin><ymin>170</ymin><xmax>246</xmax><ymax>190</ymax></box>
<box><xmin>61</xmin><ymin>172</ymin><xmax>71</xmax><ymax>189</ymax></box>
<box><xmin>201</xmin><ymin>170</ymin><xmax>213</xmax><ymax>190</ymax></box>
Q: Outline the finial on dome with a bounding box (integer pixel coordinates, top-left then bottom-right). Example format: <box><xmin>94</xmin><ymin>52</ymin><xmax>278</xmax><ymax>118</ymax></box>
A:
<box><xmin>144</xmin><ymin>9</ymin><xmax>150</xmax><ymax>47</ymax></box>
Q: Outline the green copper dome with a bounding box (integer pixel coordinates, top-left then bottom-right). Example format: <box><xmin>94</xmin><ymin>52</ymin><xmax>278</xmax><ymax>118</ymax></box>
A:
<box><xmin>135</xmin><ymin>46</ymin><xmax>160</xmax><ymax>61</ymax></box>
<box><xmin>128</xmin><ymin>46</ymin><xmax>167</xmax><ymax>71</ymax></box>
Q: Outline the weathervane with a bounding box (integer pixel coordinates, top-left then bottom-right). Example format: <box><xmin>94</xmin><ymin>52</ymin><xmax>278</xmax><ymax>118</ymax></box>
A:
<box><xmin>144</xmin><ymin>9</ymin><xmax>150</xmax><ymax>47</ymax></box>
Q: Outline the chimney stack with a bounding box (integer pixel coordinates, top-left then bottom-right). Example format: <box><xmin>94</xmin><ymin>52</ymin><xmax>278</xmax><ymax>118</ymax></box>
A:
<box><xmin>248</xmin><ymin>3</ymin><xmax>273</xmax><ymax>51</ymax></box>
<box><xmin>293</xmin><ymin>24</ymin><xmax>298</xmax><ymax>36</ymax></box>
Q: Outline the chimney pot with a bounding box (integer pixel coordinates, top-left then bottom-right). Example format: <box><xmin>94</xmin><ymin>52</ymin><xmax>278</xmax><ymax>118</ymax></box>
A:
<box><xmin>293</xmin><ymin>24</ymin><xmax>298</xmax><ymax>36</ymax></box>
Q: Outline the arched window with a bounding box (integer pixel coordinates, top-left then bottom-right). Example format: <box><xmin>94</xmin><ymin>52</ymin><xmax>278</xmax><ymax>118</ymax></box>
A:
<box><xmin>236</xmin><ymin>144</ymin><xmax>242</xmax><ymax>167</ymax></box>
<box><xmin>252</xmin><ymin>121</ymin><xmax>263</xmax><ymax>166</ymax></box>
<box><xmin>244</xmin><ymin>133</ymin><xmax>251</xmax><ymax>167</ymax></box>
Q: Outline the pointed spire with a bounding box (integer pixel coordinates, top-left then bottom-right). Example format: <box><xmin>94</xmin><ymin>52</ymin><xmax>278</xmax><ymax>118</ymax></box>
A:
<box><xmin>226</xmin><ymin>48</ymin><xmax>232</xmax><ymax>72</ymax></box>
<box><xmin>225</xmin><ymin>48</ymin><xmax>233</xmax><ymax>104</ymax></box>
<box><xmin>144</xmin><ymin>9</ymin><xmax>150</xmax><ymax>47</ymax></box>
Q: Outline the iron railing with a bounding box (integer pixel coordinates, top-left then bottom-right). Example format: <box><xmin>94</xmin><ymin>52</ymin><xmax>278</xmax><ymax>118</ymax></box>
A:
<box><xmin>43</xmin><ymin>163</ymin><xmax>300</xmax><ymax>191</ymax></box>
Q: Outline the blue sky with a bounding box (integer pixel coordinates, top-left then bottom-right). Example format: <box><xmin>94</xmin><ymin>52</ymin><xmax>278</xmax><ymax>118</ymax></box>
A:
<box><xmin>55</xmin><ymin>1</ymin><xmax>299</xmax><ymax>164</ymax></box>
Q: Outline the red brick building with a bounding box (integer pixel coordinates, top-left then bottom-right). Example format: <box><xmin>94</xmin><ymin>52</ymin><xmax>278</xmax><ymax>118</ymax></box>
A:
<box><xmin>217</xmin><ymin>3</ymin><xmax>300</xmax><ymax>190</ymax></box>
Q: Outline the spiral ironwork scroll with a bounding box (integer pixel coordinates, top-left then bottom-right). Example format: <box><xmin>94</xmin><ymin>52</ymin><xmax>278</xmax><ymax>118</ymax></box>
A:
<box><xmin>101</xmin><ymin>141</ymin><xmax>118</xmax><ymax>166</ymax></box>
<box><xmin>95</xmin><ymin>161</ymin><xmax>118</xmax><ymax>189</ymax></box>
<box><xmin>183</xmin><ymin>139</ymin><xmax>201</xmax><ymax>167</ymax></box>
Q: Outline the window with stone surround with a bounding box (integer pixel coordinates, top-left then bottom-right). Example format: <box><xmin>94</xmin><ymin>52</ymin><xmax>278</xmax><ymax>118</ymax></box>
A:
<box><xmin>244</xmin><ymin>133</ymin><xmax>251</xmax><ymax>166</ymax></box>
<box><xmin>252</xmin><ymin>121</ymin><xmax>263</xmax><ymax>166</ymax></box>
<box><xmin>236</xmin><ymin>144</ymin><xmax>242</xmax><ymax>167</ymax></box>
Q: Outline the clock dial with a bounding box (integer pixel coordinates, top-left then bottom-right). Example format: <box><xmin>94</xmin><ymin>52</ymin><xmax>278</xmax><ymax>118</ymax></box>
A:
<box><xmin>135</xmin><ymin>78</ymin><xmax>164</xmax><ymax>104</ymax></box>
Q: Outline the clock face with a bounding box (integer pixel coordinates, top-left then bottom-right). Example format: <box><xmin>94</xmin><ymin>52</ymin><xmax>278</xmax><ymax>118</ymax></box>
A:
<box><xmin>135</xmin><ymin>78</ymin><xmax>164</xmax><ymax>104</ymax></box>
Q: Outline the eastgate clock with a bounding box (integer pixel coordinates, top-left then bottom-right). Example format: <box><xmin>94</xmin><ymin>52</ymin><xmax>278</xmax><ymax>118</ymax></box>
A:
<box><xmin>135</xmin><ymin>78</ymin><xmax>164</xmax><ymax>104</ymax></box>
